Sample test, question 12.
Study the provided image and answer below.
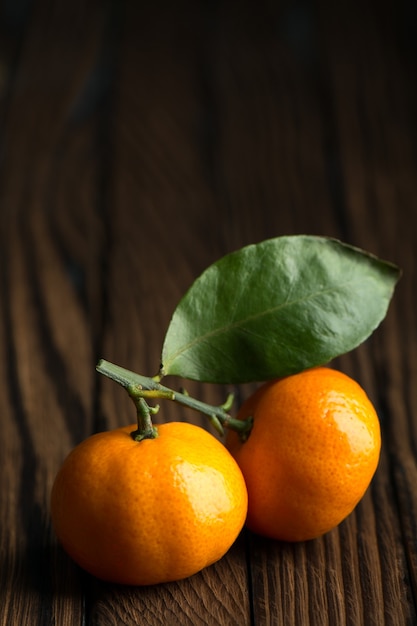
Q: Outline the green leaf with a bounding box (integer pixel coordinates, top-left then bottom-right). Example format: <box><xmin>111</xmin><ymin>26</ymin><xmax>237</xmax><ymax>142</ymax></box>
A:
<box><xmin>160</xmin><ymin>235</ymin><xmax>401</xmax><ymax>384</ymax></box>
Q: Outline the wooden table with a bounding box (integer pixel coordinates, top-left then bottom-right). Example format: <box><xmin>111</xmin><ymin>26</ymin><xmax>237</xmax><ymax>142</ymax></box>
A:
<box><xmin>1</xmin><ymin>1</ymin><xmax>416</xmax><ymax>624</ymax></box>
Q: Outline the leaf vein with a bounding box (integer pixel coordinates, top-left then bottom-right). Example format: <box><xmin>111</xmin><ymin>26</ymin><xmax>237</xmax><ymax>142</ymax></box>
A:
<box><xmin>164</xmin><ymin>278</ymin><xmax>365</xmax><ymax>369</ymax></box>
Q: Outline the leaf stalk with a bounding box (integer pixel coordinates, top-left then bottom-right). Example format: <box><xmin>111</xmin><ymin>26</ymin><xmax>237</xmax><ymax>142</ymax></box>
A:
<box><xmin>96</xmin><ymin>359</ymin><xmax>252</xmax><ymax>439</ymax></box>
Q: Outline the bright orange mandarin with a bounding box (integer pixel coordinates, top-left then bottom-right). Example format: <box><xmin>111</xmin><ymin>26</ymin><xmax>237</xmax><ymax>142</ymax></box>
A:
<box><xmin>51</xmin><ymin>421</ymin><xmax>248</xmax><ymax>585</ymax></box>
<box><xmin>226</xmin><ymin>367</ymin><xmax>381</xmax><ymax>541</ymax></box>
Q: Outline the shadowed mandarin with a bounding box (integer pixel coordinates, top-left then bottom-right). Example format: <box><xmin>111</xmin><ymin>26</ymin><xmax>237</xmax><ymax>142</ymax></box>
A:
<box><xmin>51</xmin><ymin>421</ymin><xmax>248</xmax><ymax>585</ymax></box>
<box><xmin>226</xmin><ymin>367</ymin><xmax>381</xmax><ymax>541</ymax></box>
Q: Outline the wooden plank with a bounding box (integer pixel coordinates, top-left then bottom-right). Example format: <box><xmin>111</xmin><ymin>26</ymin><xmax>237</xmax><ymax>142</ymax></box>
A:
<box><xmin>1</xmin><ymin>1</ymin><xmax>416</xmax><ymax>624</ymax></box>
<box><xmin>200</xmin><ymin>2</ymin><xmax>342</xmax><ymax>244</ymax></box>
<box><xmin>198</xmin><ymin>1</ymin><xmax>417</xmax><ymax>624</ymax></box>
<box><xmin>200</xmin><ymin>4</ymin><xmax>351</xmax><ymax>625</ymax></box>
<box><xmin>0</xmin><ymin>1</ymin><xmax>108</xmax><ymax>624</ymax></box>
<box><xmin>94</xmin><ymin>1</ymin><xmax>417</xmax><ymax>623</ymax></box>
<box><xmin>92</xmin><ymin>3</ymin><xmax>252</xmax><ymax>624</ymax></box>
<box><xmin>317</xmin><ymin>0</ymin><xmax>417</xmax><ymax>623</ymax></box>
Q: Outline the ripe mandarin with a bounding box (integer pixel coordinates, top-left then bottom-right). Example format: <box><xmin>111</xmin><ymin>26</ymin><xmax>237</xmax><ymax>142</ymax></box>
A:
<box><xmin>51</xmin><ymin>421</ymin><xmax>248</xmax><ymax>585</ymax></box>
<box><xmin>226</xmin><ymin>367</ymin><xmax>381</xmax><ymax>541</ymax></box>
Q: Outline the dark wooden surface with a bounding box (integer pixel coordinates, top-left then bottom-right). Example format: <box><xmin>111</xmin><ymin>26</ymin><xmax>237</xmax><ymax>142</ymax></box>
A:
<box><xmin>0</xmin><ymin>1</ymin><xmax>416</xmax><ymax>624</ymax></box>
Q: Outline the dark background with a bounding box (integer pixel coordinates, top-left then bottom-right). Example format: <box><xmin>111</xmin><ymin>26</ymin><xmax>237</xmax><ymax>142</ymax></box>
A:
<box><xmin>0</xmin><ymin>1</ymin><xmax>416</xmax><ymax>624</ymax></box>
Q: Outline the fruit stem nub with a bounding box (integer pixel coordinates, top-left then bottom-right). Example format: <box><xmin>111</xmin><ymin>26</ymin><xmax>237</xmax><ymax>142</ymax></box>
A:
<box><xmin>129</xmin><ymin>389</ymin><xmax>159</xmax><ymax>441</ymax></box>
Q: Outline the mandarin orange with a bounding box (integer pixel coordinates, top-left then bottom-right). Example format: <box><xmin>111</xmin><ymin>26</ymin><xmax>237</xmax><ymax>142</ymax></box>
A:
<box><xmin>226</xmin><ymin>367</ymin><xmax>381</xmax><ymax>541</ymax></box>
<box><xmin>51</xmin><ymin>421</ymin><xmax>248</xmax><ymax>585</ymax></box>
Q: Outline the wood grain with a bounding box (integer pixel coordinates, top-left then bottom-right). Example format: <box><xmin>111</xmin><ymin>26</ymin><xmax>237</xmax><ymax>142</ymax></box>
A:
<box><xmin>0</xmin><ymin>1</ymin><xmax>107</xmax><ymax>624</ymax></box>
<box><xmin>0</xmin><ymin>0</ymin><xmax>416</xmax><ymax>624</ymax></box>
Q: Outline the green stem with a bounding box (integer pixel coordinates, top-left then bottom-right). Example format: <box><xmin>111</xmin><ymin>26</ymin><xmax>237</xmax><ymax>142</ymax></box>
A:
<box><xmin>130</xmin><ymin>394</ymin><xmax>159</xmax><ymax>441</ymax></box>
<box><xmin>96</xmin><ymin>359</ymin><xmax>253</xmax><ymax>439</ymax></box>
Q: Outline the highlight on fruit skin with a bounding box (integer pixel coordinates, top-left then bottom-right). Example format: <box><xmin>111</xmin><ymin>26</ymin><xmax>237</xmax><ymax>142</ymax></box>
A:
<box><xmin>226</xmin><ymin>367</ymin><xmax>381</xmax><ymax>542</ymax></box>
<box><xmin>50</xmin><ymin>421</ymin><xmax>248</xmax><ymax>586</ymax></box>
